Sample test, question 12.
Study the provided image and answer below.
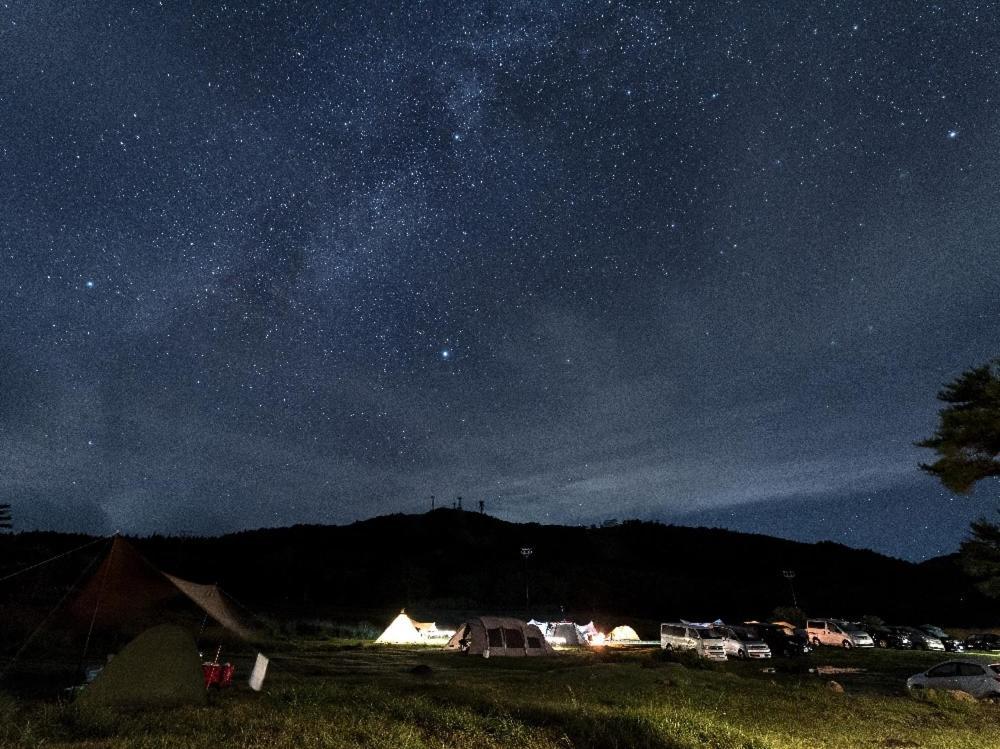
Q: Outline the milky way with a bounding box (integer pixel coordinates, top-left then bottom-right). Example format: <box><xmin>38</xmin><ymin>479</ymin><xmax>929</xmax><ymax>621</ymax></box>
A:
<box><xmin>2</xmin><ymin>2</ymin><xmax>998</xmax><ymax>559</ymax></box>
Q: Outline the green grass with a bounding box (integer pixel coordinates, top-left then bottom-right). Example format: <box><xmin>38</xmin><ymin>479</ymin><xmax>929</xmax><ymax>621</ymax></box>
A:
<box><xmin>2</xmin><ymin>642</ymin><xmax>999</xmax><ymax>748</ymax></box>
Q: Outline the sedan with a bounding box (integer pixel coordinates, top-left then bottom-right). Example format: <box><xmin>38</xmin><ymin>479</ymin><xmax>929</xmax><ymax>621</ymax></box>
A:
<box><xmin>965</xmin><ymin>633</ymin><xmax>1000</xmax><ymax>652</ymax></box>
<box><xmin>907</xmin><ymin>660</ymin><xmax>1000</xmax><ymax>699</ymax></box>
<box><xmin>867</xmin><ymin>626</ymin><xmax>912</xmax><ymax>649</ymax></box>
<box><xmin>918</xmin><ymin>625</ymin><xmax>964</xmax><ymax>652</ymax></box>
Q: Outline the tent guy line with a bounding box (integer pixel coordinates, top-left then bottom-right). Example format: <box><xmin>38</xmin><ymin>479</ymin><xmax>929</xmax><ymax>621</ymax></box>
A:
<box><xmin>0</xmin><ymin>548</ymin><xmax>105</xmax><ymax>680</ymax></box>
<box><xmin>0</xmin><ymin>534</ymin><xmax>113</xmax><ymax>585</ymax></box>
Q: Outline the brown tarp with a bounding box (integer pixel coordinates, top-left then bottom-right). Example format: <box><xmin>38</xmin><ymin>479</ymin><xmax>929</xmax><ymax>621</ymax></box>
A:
<box><xmin>68</xmin><ymin>536</ymin><xmax>253</xmax><ymax>639</ymax></box>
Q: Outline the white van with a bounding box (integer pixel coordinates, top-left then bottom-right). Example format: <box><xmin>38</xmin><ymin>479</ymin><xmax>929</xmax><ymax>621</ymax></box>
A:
<box><xmin>660</xmin><ymin>623</ymin><xmax>728</xmax><ymax>660</ymax></box>
<box><xmin>806</xmin><ymin>619</ymin><xmax>874</xmax><ymax>649</ymax></box>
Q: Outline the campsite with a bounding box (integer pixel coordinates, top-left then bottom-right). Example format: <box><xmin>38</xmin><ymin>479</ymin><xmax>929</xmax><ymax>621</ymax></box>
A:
<box><xmin>2</xmin><ymin>513</ymin><xmax>1000</xmax><ymax>748</ymax></box>
<box><xmin>7</xmin><ymin>0</ymin><xmax>1000</xmax><ymax>745</ymax></box>
<box><xmin>2</xmin><ymin>635</ymin><xmax>1000</xmax><ymax>749</ymax></box>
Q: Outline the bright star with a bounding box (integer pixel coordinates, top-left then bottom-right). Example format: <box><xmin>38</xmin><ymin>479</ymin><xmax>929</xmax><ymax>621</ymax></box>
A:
<box><xmin>947</xmin><ymin>130</ymin><xmax>958</xmax><ymax>139</ymax></box>
<box><xmin>441</xmin><ymin>349</ymin><xmax>451</xmax><ymax>360</ymax></box>
<box><xmin>85</xmin><ymin>280</ymin><xmax>95</xmax><ymax>288</ymax></box>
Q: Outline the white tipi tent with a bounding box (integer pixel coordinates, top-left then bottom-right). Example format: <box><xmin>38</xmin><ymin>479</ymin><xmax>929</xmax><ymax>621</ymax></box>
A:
<box><xmin>376</xmin><ymin>610</ymin><xmax>454</xmax><ymax>644</ymax></box>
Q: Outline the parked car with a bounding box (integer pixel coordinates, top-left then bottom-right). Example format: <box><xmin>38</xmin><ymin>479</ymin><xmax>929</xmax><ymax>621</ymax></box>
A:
<box><xmin>964</xmin><ymin>633</ymin><xmax>1000</xmax><ymax>652</ymax></box>
<box><xmin>660</xmin><ymin>623</ymin><xmax>728</xmax><ymax>660</ymax></box>
<box><xmin>806</xmin><ymin>619</ymin><xmax>875</xmax><ymax>648</ymax></box>
<box><xmin>716</xmin><ymin>625</ymin><xmax>772</xmax><ymax>659</ymax></box>
<box><xmin>753</xmin><ymin>623</ymin><xmax>812</xmax><ymax>657</ymax></box>
<box><xmin>865</xmin><ymin>625</ymin><xmax>913</xmax><ymax>649</ymax></box>
<box><xmin>895</xmin><ymin>626</ymin><xmax>945</xmax><ymax>651</ymax></box>
<box><xmin>906</xmin><ymin>660</ymin><xmax>1000</xmax><ymax>699</ymax></box>
<box><xmin>918</xmin><ymin>625</ymin><xmax>965</xmax><ymax>652</ymax></box>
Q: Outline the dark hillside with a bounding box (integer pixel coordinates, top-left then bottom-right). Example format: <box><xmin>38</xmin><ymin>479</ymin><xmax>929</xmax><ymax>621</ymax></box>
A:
<box><xmin>0</xmin><ymin>511</ymin><xmax>993</xmax><ymax>638</ymax></box>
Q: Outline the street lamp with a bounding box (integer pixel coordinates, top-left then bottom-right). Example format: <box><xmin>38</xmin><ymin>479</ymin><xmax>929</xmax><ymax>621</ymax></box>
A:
<box><xmin>521</xmin><ymin>546</ymin><xmax>534</xmax><ymax>614</ymax></box>
<box><xmin>782</xmin><ymin>569</ymin><xmax>798</xmax><ymax>608</ymax></box>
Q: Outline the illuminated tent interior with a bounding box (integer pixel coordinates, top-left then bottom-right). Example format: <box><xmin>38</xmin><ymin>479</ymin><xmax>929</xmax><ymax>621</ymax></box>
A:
<box><xmin>375</xmin><ymin>610</ymin><xmax>454</xmax><ymax>644</ymax></box>
<box><xmin>608</xmin><ymin>625</ymin><xmax>640</xmax><ymax>642</ymax></box>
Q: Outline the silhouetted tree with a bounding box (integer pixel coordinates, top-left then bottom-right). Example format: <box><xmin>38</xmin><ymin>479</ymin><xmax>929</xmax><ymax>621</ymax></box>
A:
<box><xmin>918</xmin><ymin>360</ymin><xmax>1000</xmax><ymax>492</ymax></box>
<box><xmin>962</xmin><ymin>520</ymin><xmax>1000</xmax><ymax>599</ymax></box>
<box><xmin>919</xmin><ymin>360</ymin><xmax>1000</xmax><ymax>597</ymax></box>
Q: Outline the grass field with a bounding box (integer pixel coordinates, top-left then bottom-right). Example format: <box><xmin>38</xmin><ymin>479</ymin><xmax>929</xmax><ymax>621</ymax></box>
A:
<box><xmin>2</xmin><ymin>641</ymin><xmax>999</xmax><ymax>749</ymax></box>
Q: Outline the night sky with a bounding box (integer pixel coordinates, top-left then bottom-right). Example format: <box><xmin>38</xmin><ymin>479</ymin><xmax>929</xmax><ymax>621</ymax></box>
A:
<box><xmin>2</xmin><ymin>2</ymin><xmax>998</xmax><ymax>560</ymax></box>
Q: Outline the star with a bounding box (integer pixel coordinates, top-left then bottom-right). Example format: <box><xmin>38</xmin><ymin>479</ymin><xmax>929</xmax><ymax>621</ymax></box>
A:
<box><xmin>85</xmin><ymin>280</ymin><xmax>95</xmax><ymax>289</ymax></box>
<box><xmin>441</xmin><ymin>349</ymin><xmax>451</xmax><ymax>360</ymax></box>
<box><xmin>947</xmin><ymin>130</ymin><xmax>958</xmax><ymax>139</ymax></box>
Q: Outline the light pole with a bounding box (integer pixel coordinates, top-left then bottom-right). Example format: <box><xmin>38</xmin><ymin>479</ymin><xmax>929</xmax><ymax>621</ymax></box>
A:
<box><xmin>782</xmin><ymin>569</ymin><xmax>798</xmax><ymax>609</ymax></box>
<box><xmin>521</xmin><ymin>546</ymin><xmax>534</xmax><ymax>615</ymax></box>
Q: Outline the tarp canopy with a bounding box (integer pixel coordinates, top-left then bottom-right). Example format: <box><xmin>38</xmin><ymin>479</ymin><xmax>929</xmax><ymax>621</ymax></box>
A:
<box><xmin>68</xmin><ymin>536</ymin><xmax>253</xmax><ymax>639</ymax></box>
<box><xmin>444</xmin><ymin>617</ymin><xmax>554</xmax><ymax>657</ymax></box>
<box><xmin>75</xmin><ymin>624</ymin><xmax>206</xmax><ymax>710</ymax></box>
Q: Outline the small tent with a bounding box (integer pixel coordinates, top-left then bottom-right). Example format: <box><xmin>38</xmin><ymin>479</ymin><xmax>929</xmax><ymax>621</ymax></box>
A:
<box><xmin>444</xmin><ymin>617</ymin><xmax>553</xmax><ymax>657</ymax></box>
<box><xmin>376</xmin><ymin>610</ymin><xmax>454</xmax><ymax>644</ymax></box>
<box><xmin>68</xmin><ymin>536</ymin><xmax>253</xmax><ymax>640</ymax></box>
<box><xmin>551</xmin><ymin>622</ymin><xmax>584</xmax><ymax>645</ymax></box>
<box><xmin>528</xmin><ymin>619</ymin><xmax>598</xmax><ymax>646</ymax></box>
<box><xmin>608</xmin><ymin>625</ymin><xmax>640</xmax><ymax>642</ymax></box>
<box><xmin>76</xmin><ymin>624</ymin><xmax>206</xmax><ymax>710</ymax></box>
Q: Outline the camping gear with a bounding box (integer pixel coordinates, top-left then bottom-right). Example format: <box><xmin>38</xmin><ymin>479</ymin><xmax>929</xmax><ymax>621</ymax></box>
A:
<box><xmin>249</xmin><ymin>652</ymin><xmax>269</xmax><ymax>691</ymax></box>
<box><xmin>202</xmin><ymin>661</ymin><xmax>236</xmax><ymax>688</ymax></box>
<box><xmin>444</xmin><ymin>617</ymin><xmax>554</xmax><ymax>657</ymax></box>
<box><xmin>75</xmin><ymin>624</ymin><xmax>206</xmax><ymax>710</ymax></box>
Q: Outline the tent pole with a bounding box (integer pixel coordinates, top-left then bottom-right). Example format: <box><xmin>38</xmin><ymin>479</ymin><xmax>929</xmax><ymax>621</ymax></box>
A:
<box><xmin>79</xmin><ymin>536</ymin><xmax>117</xmax><ymax>673</ymax></box>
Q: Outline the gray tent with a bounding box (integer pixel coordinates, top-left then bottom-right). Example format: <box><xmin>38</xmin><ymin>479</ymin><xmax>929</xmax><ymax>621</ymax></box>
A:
<box><xmin>444</xmin><ymin>617</ymin><xmax>554</xmax><ymax>657</ymax></box>
<box><xmin>76</xmin><ymin>624</ymin><xmax>206</xmax><ymax>710</ymax></box>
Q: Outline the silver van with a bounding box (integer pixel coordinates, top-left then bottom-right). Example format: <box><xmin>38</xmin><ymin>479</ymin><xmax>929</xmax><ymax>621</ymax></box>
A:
<box><xmin>660</xmin><ymin>623</ymin><xmax>728</xmax><ymax>660</ymax></box>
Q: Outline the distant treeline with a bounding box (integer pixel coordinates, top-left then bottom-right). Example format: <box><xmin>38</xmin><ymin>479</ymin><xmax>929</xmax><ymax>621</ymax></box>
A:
<box><xmin>0</xmin><ymin>510</ymin><xmax>993</xmax><ymax>634</ymax></box>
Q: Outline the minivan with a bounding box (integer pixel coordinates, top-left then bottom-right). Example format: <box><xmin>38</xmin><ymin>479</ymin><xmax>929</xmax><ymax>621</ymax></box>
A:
<box><xmin>660</xmin><ymin>623</ymin><xmax>728</xmax><ymax>660</ymax></box>
<box><xmin>806</xmin><ymin>619</ymin><xmax>874</xmax><ymax>648</ymax></box>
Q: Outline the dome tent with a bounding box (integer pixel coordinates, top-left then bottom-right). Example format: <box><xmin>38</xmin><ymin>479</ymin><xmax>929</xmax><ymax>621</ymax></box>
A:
<box><xmin>75</xmin><ymin>624</ymin><xmax>206</xmax><ymax>710</ymax></box>
<box><xmin>608</xmin><ymin>625</ymin><xmax>640</xmax><ymax>642</ymax></box>
<box><xmin>444</xmin><ymin>617</ymin><xmax>553</xmax><ymax>657</ymax></box>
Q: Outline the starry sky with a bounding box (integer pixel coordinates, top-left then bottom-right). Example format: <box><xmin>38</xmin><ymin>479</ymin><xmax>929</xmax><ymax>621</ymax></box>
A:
<box><xmin>2</xmin><ymin>2</ymin><xmax>998</xmax><ymax>560</ymax></box>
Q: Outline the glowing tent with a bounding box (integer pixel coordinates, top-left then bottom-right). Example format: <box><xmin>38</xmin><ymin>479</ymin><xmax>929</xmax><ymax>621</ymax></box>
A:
<box><xmin>608</xmin><ymin>625</ymin><xmax>640</xmax><ymax>642</ymax></box>
<box><xmin>375</xmin><ymin>610</ymin><xmax>454</xmax><ymax>644</ymax></box>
